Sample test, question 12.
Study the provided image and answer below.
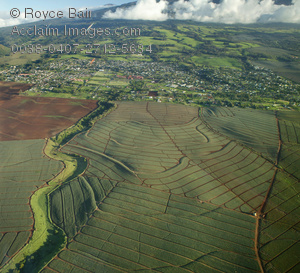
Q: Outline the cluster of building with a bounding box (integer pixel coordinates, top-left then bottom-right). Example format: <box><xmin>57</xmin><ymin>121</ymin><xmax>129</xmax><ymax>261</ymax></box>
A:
<box><xmin>0</xmin><ymin>58</ymin><xmax>298</xmax><ymax>109</ymax></box>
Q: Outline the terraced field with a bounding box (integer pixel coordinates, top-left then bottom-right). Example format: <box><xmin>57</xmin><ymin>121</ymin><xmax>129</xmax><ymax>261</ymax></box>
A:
<box><xmin>0</xmin><ymin>139</ymin><xmax>63</xmax><ymax>268</ymax></box>
<box><xmin>277</xmin><ymin>111</ymin><xmax>300</xmax><ymax>180</ymax></box>
<box><xmin>60</xmin><ymin>102</ymin><xmax>275</xmax><ymax>214</ymax></box>
<box><xmin>201</xmin><ymin>107</ymin><xmax>300</xmax><ymax>272</ymax></box>
<box><xmin>259</xmin><ymin>171</ymin><xmax>299</xmax><ymax>273</ymax></box>
<box><xmin>38</xmin><ymin>102</ymin><xmax>299</xmax><ymax>273</ymax></box>
<box><xmin>202</xmin><ymin>107</ymin><xmax>279</xmax><ymax>162</ymax></box>
<box><xmin>1</xmin><ymin>102</ymin><xmax>298</xmax><ymax>272</ymax></box>
<box><xmin>45</xmin><ymin>182</ymin><xmax>260</xmax><ymax>272</ymax></box>
<box><xmin>256</xmin><ymin>110</ymin><xmax>300</xmax><ymax>272</ymax></box>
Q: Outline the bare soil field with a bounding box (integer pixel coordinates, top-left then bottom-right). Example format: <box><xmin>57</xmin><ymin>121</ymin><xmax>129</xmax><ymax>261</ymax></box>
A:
<box><xmin>0</xmin><ymin>81</ymin><xmax>32</xmax><ymax>100</ymax></box>
<box><xmin>0</xmin><ymin>82</ymin><xmax>98</xmax><ymax>141</ymax></box>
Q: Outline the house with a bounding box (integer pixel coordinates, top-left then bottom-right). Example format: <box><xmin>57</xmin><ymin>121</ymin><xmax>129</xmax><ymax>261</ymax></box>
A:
<box><xmin>148</xmin><ymin>91</ymin><xmax>158</xmax><ymax>97</ymax></box>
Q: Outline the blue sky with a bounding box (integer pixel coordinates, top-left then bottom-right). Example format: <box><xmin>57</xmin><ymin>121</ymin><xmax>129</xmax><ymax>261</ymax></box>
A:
<box><xmin>1</xmin><ymin>0</ymin><xmax>128</xmax><ymax>11</ymax></box>
<box><xmin>0</xmin><ymin>0</ymin><xmax>130</xmax><ymax>27</ymax></box>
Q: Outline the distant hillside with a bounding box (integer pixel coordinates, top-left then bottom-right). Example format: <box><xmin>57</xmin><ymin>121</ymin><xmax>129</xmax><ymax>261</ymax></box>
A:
<box><xmin>170</xmin><ymin>0</ymin><xmax>292</xmax><ymax>5</ymax></box>
<box><xmin>274</xmin><ymin>0</ymin><xmax>292</xmax><ymax>5</ymax></box>
<box><xmin>93</xmin><ymin>1</ymin><xmax>136</xmax><ymax>18</ymax></box>
<box><xmin>0</xmin><ymin>44</ymin><xmax>10</xmax><ymax>56</ymax></box>
<box><xmin>207</xmin><ymin>0</ymin><xmax>292</xmax><ymax>4</ymax></box>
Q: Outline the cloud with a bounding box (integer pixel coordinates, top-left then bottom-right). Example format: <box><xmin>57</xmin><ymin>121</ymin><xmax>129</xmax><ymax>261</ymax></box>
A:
<box><xmin>104</xmin><ymin>0</ymin><xmax>300</xmax><ymax>24</ymax></box>
<box><xmin>0</xmin><ymin>11</ymin><xmax>40</xmax><ymax>28</ymax></box>
<box><xmin>104</xmin><ymin>0</ymin><xmax>169</xmax><ymax>21</ymax></box>
<box><xmin>270</xmin><ymin>0</ymin><xmax>300</xmax><ymax>23</ymax></box>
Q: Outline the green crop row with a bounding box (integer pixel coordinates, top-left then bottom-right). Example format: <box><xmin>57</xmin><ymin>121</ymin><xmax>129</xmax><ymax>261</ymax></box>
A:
<box><xmin>0</xmin><ymin>139</ymin><xmax>63</xmax><ymax>270</ymax></box>
<box><xmin>41</xmin><ymin>102</ymin><xmax>272</xmax><ymax>272</ymax></box>
<box><xmin>259</xmin><ymin>171</ymin><xmax>300</xmax><ymax>272</ymax></box>
<box><xmin>45</xmin><ymin>181</ymin><xmax>259</xmax><ymax>272</ymax></box>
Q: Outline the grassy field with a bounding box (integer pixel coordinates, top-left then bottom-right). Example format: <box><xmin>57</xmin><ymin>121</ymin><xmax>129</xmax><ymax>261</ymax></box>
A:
<box><xmin>0</xmin><ymin>52</ymin><xmax>41</xmax><ymax>65</ymax></box>
<box><xmin>0</xmin><ymin>21</ymin><xmax>299</xmax><ymax>80</ymax></box>
<box><xmin>191</xmin><ymin>55</ymin><xmax>243</xmax><ymax>69</ymax></box>
<box><xmin>24</xmin><ymin>90</ymin><xmax>92</xmax><ymax>100</ymax></box>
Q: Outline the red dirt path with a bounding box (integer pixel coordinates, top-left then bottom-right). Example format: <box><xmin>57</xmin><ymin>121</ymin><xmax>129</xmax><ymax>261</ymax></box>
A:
<box><xmin>0</xmin><ymin>82</ymin><xmax>98</xmax><ymax>141</ymax></box>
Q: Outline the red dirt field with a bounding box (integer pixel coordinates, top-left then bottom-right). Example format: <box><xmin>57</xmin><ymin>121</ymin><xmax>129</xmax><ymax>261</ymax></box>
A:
<box><xmin>0</xmin><ymin>81</ymin><xmax>32</xmax><ymax>100</ymax></box>
<box><xmin>0</xmin><ymin>82</ymin><xmax>98</xmax><ymax>141</ymax></box>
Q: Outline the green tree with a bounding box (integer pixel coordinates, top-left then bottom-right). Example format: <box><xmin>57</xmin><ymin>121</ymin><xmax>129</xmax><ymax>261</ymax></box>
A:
<box><xmin>129</xmin><ymin>80</ymin><xmax>145</xmax><ymax>91</ymax></box>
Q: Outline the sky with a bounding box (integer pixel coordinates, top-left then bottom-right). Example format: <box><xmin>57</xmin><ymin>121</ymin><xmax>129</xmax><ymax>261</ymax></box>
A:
<box><xmin>0</xmin><ymin>0</ymin><xmax>128</xmax><ymax>11</ymax></box>
<box><xmin>0</xmin><ymin>0</ymin><xmax>128</xmax><ymax>27</ymax></box>
<box><xmin>1</xmin><ymin>0</ymin><xmax>300</xmax><ymax>27</ymax></box>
